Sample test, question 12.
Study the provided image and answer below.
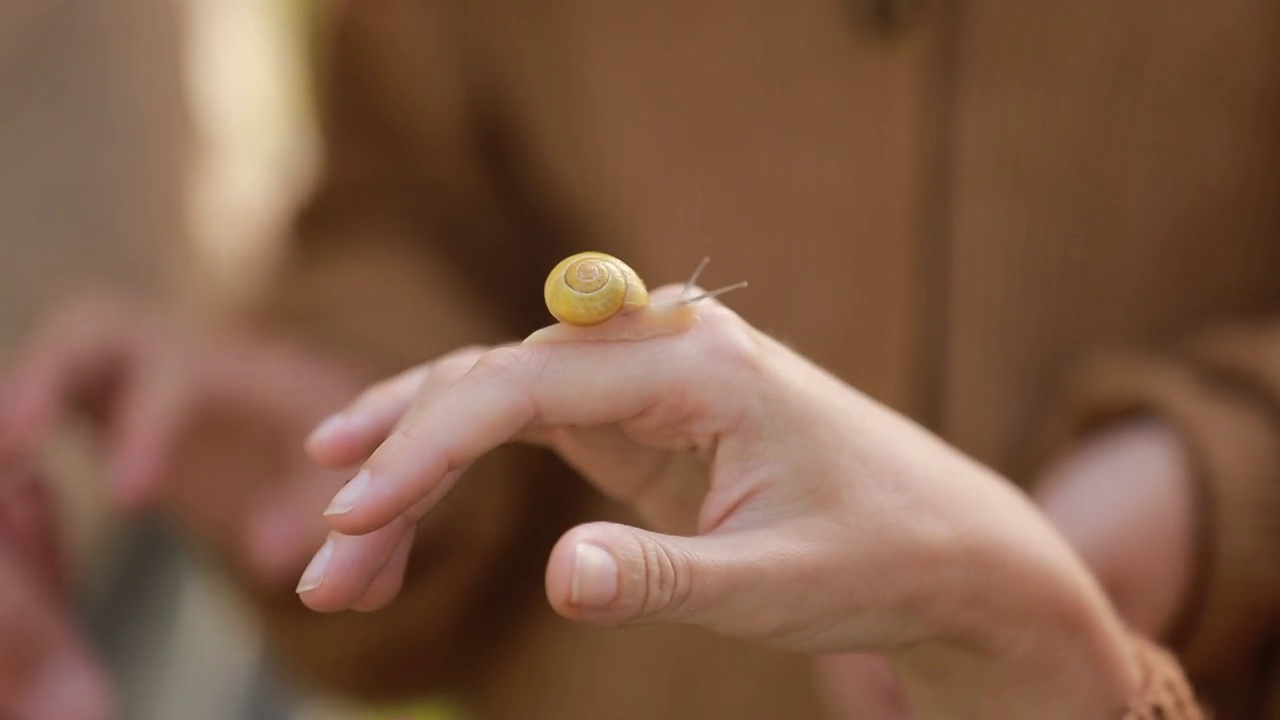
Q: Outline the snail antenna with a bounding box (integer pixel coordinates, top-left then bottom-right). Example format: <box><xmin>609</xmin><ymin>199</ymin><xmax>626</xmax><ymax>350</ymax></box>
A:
<box><xmin>681</xmin><ymin>256</ymin><xmax>748</xmax><ymax>304</ymax></box>
<box><xmin>682</xmin><ymin>256</ymin><xmax>712</xmax><ymax>300</ymax></box>
<box><xmin>686</xmin><ymin>281</ymin><xmax>749</xmax><ymax>304</ymax></box>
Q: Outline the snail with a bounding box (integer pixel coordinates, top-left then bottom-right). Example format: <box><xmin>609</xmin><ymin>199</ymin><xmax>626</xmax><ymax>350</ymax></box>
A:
<box><xmin>526</xmin><ymin>251</ymin><xmax>747</xmax><ymax>343</ymax></box>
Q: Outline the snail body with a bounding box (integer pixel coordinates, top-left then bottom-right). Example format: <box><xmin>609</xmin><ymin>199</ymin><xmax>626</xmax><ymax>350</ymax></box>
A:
<box><xmin>528</xmin><ymin>251</ymin><xmax>745</xmax><ymax>344</ymax></box>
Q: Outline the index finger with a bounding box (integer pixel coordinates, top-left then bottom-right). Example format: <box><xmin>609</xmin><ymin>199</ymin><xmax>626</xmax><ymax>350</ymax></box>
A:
<box><xmin>322</xmin><ymin>311</ymin><xmax>759</xmax><ymax>536</ymax></box>
<box><xmin>0</xmin><ymin>302</ymin><xmax>134</xmax><ymax>458</ymax></box>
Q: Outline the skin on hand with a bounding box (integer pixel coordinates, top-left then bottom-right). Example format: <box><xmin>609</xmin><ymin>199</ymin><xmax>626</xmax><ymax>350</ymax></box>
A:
<box><xmin>0</xmin><ymin>468</ymin><xmax>65</xmax><ymax>598</ymax></box>
<box><xmin>0</xmin><ymin>295</ymin><xmax>374</xmax><ymax>590</ymax></box>
<box><xmin>302</xmin><ymin>285</ymin><xmax>1140</xmax><ymax>718</ymax></box>
<box><xmin>0</xmin><ymin>473</ymin><xmax>113</xmax><ymax>720</ymax></box>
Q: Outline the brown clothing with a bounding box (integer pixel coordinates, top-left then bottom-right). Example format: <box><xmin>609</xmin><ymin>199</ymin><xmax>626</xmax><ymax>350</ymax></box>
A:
<box><xmin>242</xmin><ymin>0</ymin><xmax>1280</xmax><ymax>717</ymax></box>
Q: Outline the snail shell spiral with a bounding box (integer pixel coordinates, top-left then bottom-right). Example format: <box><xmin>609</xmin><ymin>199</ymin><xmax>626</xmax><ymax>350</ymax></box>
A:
<box><xmin>543</xmin><ymin>251</ymin><xmax>650</xmax><ymax>326</ymax></box>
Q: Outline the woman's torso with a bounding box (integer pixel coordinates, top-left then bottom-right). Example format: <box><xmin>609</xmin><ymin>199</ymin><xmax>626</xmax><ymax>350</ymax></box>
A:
<box><xmin>325</xmin><ymin>0</ymin><xmax>1280</xmax><ymax>716</ymax></box>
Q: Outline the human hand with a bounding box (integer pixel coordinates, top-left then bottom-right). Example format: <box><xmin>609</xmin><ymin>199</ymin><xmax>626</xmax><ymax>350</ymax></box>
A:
<box><xmin>0</xmin><ymin>295</ymin><xmax>371</xmax><ymax>587</ymax></box>
<box><xmin>0</xmin><ymin>466</ymin><xmax>65</xmax><ymax>596</ymax></box>
<box><xmin>0</xmin><ymin>469</ymin><xmax>113</xmax><ymax>720</ymax></box>
<box><xmin>302</xmin><ymin>284</ymin><xmax>1139</xmax><ymax>718</ymax></box>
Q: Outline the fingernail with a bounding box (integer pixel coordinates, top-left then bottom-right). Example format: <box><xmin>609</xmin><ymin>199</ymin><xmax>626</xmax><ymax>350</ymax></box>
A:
<box><xmin>296</xmin><ymin>539</ymin><xmax>333</xmax><ymax>593</ymax></box>
<box><xmin>571</xmin><ymin>543</ymin><xmax>618</xmax><ymax>607</ymax></box>
<box><xmin>308</xmin><ymin>413</ymin><xmax>346</xmax><ymax>445</ymax></box>
<box><xmin>324</xmin><ymin>470</ymin><xmax>369</xmax><ymax>516</ymax></box>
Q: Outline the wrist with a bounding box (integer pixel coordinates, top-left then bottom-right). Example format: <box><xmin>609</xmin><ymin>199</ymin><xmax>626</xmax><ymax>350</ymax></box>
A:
<box><xmin>890</xmin><ymin>503</ymin><xmax>1141</xmax><ymax>718</ymax></box>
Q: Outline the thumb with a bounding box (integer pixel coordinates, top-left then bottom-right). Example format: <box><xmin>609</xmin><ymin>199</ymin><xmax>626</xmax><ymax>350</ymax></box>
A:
<box><xmin>546</xmin><ymin>522</ymin><xmax>763</xmax><ymax>630</ymax></box>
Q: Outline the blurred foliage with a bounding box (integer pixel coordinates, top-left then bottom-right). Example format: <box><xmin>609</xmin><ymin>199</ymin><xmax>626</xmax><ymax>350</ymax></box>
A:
<box><xmin>361</xmin><ymin>698</ymin><xmax>470</xmax><ymax>720</ymax></box>
<box><xmin>281</xmin><ymin>0</ymin><xmax>336</xmax><ymax>114</ymax></box>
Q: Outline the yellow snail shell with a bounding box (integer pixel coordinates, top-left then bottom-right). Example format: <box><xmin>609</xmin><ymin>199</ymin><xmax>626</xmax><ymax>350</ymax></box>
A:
<box><xmin>543</xmin><ymin>251</ymin><xmax>650</xmax><ymax>326</ymax></box>
<box><xmin>531</xmin><ymin>251</ymin><xmax>746</xmax><ymax>344</ymax></box>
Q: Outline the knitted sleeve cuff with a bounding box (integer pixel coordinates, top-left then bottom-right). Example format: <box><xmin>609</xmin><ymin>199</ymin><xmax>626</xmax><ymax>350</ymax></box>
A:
<box><xmin>1122</xmin><ymin>632</ymin><xmax>1204</xmax><ymax>719</ymax></box>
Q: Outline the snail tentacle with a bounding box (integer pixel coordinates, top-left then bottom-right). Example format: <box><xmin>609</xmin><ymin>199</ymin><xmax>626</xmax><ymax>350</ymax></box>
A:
<box><xmin>676</xmin><ymin>256</ymin><xmax>748</xmax><ymax>305</ymax></box>
<box><xmin>682</xmin><ymin>256</ymin><xmax>712</xmax><ymax>300</ymax></box>
<box><xmin>684</xmin><ymin>281</ymin><xmax>749</xmax><ymax>305</ymax></box>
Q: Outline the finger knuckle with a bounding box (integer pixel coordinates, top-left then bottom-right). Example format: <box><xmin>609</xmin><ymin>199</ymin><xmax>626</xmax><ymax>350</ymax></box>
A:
<box><xmin>387</xmin><ymin>424</ymin><xmax>440</xmax><ymax>456</ymax></box>
<box><xmin>470</xmin><ymin>345</ymin><xmax>540</xmax><ymax>383</ymax></box>
<box><xmin>359</xmin><ymin>375</ymin><xmax>408</xmax><ymax>406</ymax></box>
<box><xmin>696</xmin><ymin>313</ymin><xmax>767</xmax><ymax>377</ymax></box>
<box><xmin>437</xmin><ymin>348</ymin><xmax>487</xmax><ymax>379</ymax></box>
<box><xmin>440</xmin><ymin>344</ymin><xmax>489</xmax><ymax>365</ymax></box>
<box><xmin>633</xmin><ymin>536</ymin><xmax>694</xmax><ymax>622</ymax></box>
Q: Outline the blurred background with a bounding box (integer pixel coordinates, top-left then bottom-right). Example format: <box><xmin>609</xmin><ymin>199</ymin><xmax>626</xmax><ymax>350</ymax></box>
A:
<box><xmin>1</xmin><ymin>1</ymin><xmax>347</xmax><ymax>717</ymax></box>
